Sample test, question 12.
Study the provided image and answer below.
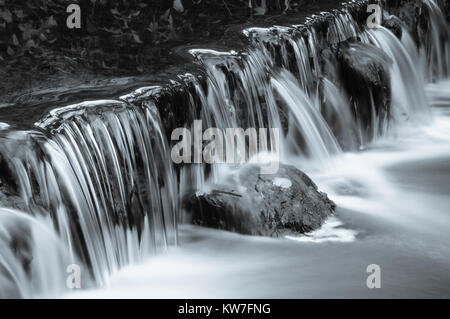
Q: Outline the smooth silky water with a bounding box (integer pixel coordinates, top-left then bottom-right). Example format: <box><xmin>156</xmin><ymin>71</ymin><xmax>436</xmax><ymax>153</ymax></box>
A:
<box><xmin>1</xmin><ymin>0</ymin><xmax>449</xmax><ymax>298</ymax></box>
<box><xmin>69</xmin><ymin>3</ymin><xmax>450</xmax><ymax>297</ymax></box>
<box><xmin>69</xmin><ymin>82</ymin><xmax>450</xmax><ymax>298</ymax></box>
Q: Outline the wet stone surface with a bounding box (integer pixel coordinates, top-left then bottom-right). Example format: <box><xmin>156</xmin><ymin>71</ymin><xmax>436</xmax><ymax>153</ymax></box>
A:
<box><xmin>184</xmin><ymin>163</ymin><xmax>336</xmax><ymax>236</ymax></box>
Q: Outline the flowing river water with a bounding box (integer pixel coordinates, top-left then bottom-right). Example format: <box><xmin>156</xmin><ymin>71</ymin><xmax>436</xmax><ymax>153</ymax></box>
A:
<box><xmin>0</xmin><ymin>0</ymin><xmax>449</xmax><ymax>298</ymax></box>
<box><xmin>69</xmin><ymin>81</ymin><xmax>450</xmax><ymax>298</ymax></box>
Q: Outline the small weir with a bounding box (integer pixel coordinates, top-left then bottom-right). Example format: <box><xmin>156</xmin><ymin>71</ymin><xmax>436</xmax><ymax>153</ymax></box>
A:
<box><xmin>0</xmin><ymin>0</ymin><xmax>449</xmax><ymax>297</ymax></box>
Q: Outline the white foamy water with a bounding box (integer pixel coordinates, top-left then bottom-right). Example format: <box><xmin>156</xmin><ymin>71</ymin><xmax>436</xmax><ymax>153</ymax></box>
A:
<box><xmin>285</xmin><ymin>216</ymin><xmax>358</xmax><ymax>243</ymax></box>
<box><xmin>67</xmin><ymin>81</ymin><xmax>450</xmax><ymax>299</ymax></box>
<box><xmin>2</xmin><ymin>0</ymin><xmax>449</xmax><ymax>299</ymax></box>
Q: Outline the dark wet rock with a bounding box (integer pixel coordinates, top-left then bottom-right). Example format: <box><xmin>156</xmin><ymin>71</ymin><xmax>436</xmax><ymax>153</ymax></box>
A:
<box><xmin>339</xmin><ymin>42</ymin><xmax>392</xmax><ymax>93</ymax></box>
<box><xmin>0</xmin><ymin>155</ymin><xmax>28</xmax><ymax>212</ymax></box>
<box><xmin>0</xmin><ymin>185</ymin><xmax>28</xmax><ymax>213</ymax></box>
<box><xmin>184</xmin><ymin>163</ymin><xmax>335</xmax><ymax>236</ymax></box>
<box><xmin>443</xmin><ymin>0</ymin><xmax>450</xmax><ymax>23</ymax></box>
<box><xmin>337</xmin><ymin>42</ymin><xmax>392</xmax><ymax>136</ymax></box>
<box><xmin>383</xmin><ymin>14</ymin><xmax>403</xmax><ymax>38</ymax></box>
<box><xmin>123</xmin><ymin>76</ymin><xmax>204</xmax><ymax>142</ymax></box>
<box><xmin>383</xmin><ymin>0</ymin><xmax>402</xmax><ymax>8</ymax></box>
<box><xmin>384</xmin><ymin>0</ymin><xmax>429</xmax><ymax>46</ymax></box>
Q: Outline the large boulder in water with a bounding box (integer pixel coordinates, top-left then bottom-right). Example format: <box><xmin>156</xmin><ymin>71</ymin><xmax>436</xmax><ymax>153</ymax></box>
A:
<box><xmin>183</xmin><ymin>163</ymin><xmax>335</xmax><ymax>236</ymax></box>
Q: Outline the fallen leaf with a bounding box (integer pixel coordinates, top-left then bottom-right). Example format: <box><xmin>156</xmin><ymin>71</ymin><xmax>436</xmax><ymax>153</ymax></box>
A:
<box><xmin>173</xmin><ymin>0</ymin><xmax>184</xmax><ymax>13</ymax></box>
<box><xmin>24</xmin><ymin>39</ymin><xmax>36</xmax><ymax>48</ymax></box>
<box><xmin>132</xmin><ymin>33</ymin><xmax>143</xmax><ymax>43</ymax></box>
<box><xmin>46</xmin><ymin>16</ymin><xmax>57</xmax><ymax>28</ymax></box>
<box><xmin>0</xmin><ymin>9</ymin><xmax>12</xmax><ymax>23</ymax></box>
<box><xmin>7</xmin><ymin>46</ymin><xmax>14</xmax><ymax>56</ymax></box>
<box><xmin>12</xmin><ymin>33</ymin><xmax>19</xmax><ymax>46</ymax></box>
<box><xmin>254</xmin><ymin>0</ymin><xmax>267</xmax><ymax>15</ymax></box>
<box><xmin>21</xmin><ymin>23</ymin><xmax>34</xmax><ymax>40</ymax></box>
<box><xmin>15</xmin><ymin>9</ymin><xmax>25</xmax><ymax>19</ymax></box>
<box><xmin>160</xmin><ymin>9</ymin><xmax>171</xmax><ymax>21</ymax></box>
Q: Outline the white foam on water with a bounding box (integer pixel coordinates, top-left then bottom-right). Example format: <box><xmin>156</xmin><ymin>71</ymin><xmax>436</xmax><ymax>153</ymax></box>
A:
<box><xmin>285</xmin><ymin>216</ymin><xmax>357</xmax><ymax>243</ymax></box>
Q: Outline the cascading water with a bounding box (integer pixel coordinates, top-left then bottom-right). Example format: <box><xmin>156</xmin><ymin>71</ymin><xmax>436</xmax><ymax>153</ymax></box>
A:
<box><xmin>423</xmin><ymin>0</ymin><xmax>450</xmax><ymax>80</ymax></box>
<box><xmin>1</xmin><ymin>0</ymin><xmax>450</xmax><ymax>298</ymax></box>
<box><xmin>185</xmin><ymin>4</ymin><xmax>394</xmax><ymax>168</ymax></box>
<box><xmin>366</xmin><ymin>27</ymin><xmax>430</xmax><ymax>122</ymax></box>
<box><xmin>320</xmin><ymin>78</ymin><xmax>359</xmax><ymax>150</ymax></box>
<box><xmin>271</xmin><ymin>71</ymin><xmax>341</xmax><ymax>163</ymax></box>
<box><xmin>0</xmin><ymin>100</ymin><xmax>177</xmax><ymax>296</ymax></box>
<box><xmin>0</xmin><ymin>207</ymin><xmax>73</xmax><ymax>298</ymax></box>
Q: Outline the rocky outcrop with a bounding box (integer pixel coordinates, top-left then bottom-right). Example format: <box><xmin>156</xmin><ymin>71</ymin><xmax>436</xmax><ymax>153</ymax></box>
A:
<box><xmin>184</xmin><ymin>163</ymin><xmax>335</xmax><ymax>236</ymax></box>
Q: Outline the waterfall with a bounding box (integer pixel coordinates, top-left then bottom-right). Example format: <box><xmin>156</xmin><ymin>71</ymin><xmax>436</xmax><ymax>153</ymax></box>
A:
<box><xmin>423</xmin><ymin>0</ymin><xmax>450</xmax><ymax>80</ymax></box>
<box><xmin>185</xmin><ymin>3</ymin><xmax>433</xmax><ymax>165</ymax></box>
<box><xmin>320</xmin><ymin>78</ymin><xmax>359</xmax><ymax>150</ymax></box>
<box><xmin>366</xmin><ymin>27</ymin><xmax>430</xmax><ymax>122</ymax></box>
<box><xmin>0</xmin><ymin>207</ymin><xmax>72</xmax><ymax>298</ymax></box>
<box><xmin>0</xmin><ymin>0</ymin><xmax>449</xmax><ymax>298</ymax></box>
<box><xmin>0</xmin><ymin>100</ymin><xmax>177</xmax><ymax>295</ymax></box>
<box><xmin>271</xmin><ymin>71</ymin><xmax>341</xmax><ymax>163</ymax></box>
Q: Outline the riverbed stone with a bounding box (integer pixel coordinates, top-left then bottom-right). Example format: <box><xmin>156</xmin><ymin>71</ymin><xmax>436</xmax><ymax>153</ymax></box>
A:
<box><xmin>183</xmin><ymin>163</ymin><xmax>335</xmax><ymax>236</ymax></box>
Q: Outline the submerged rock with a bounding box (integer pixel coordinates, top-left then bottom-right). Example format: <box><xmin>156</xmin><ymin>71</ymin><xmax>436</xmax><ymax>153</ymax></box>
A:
<box><xmin>184</xmin><ymin>163</ymin><xmax>335</xmax><ymax>237</ymax></box>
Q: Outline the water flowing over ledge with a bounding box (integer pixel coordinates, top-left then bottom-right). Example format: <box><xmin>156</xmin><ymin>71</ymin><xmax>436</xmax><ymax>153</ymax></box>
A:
<box><xmin>0</xmin><ymin>0</ymin><xmax>449</xmax><ymax>297</ymax></box>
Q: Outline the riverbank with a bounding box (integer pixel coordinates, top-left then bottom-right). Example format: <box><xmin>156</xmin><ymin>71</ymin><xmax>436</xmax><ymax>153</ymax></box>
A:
<box><xmin>1</xmin><ymin>0</ymin><xmax>329</xmax><ymax>106</ymax></box>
